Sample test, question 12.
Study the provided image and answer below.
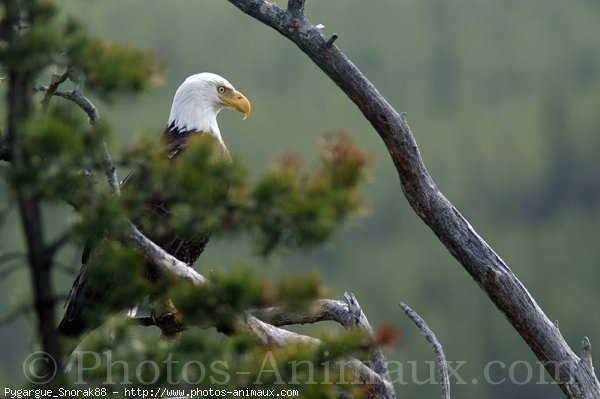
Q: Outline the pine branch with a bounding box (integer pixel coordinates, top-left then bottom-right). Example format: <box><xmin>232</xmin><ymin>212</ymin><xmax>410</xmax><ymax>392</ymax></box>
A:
<box><xmin>29</xmin><ymin>36</ymin><xmax>393</xmax><ymax>398</ymax></box>
<box><xmin>84</xmin><ymin>113</ymin><xmax>392</xmax><ymax>396</ymax></box>
<box><xmin>136</xmin><ymin>293</ymin><xmax>395</xmax><ymax>399</ymax></box>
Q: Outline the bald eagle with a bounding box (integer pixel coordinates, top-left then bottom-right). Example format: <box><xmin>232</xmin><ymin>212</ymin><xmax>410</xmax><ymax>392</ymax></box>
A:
<box><xmin>58</xmin><ymin>73</ymin><xmax>251</xmax><ymax>336</ymax></box>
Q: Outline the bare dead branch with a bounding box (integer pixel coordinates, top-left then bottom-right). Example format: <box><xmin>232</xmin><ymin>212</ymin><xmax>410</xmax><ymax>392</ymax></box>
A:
<box><xmin>400</xmin><ymin>303</ymin><xmax>450</xmax><ymax>399</ymax></box>
<box><xmin>35</xmin><ymin>85</ymin><xmax>100</xmax><ymax>125</ymax></box>
<box><xmin>135</xmin><ymin>292</ymin><xmax>395</xmax><ymax>398</ymax></box>
<box><xmin>230</xmin><ymin>308</ymin><xmax>394</xmax><ymax>398</ymax></box>
<box><xmin>325</xmin><ymin>34</ymin><xmax>338</xmax><ymax>48</ymax></box>
<box><xmin>253</xmin><ymin>298</ymin><xmax>354</xmax><ymax>326</ymax></box>
<box><xmin>0</xmin><ymin>263</ymin><xmax>21</xmax><ymax>279</ymax></box>
<box><xmin>343</xmin><ymin>293</ymin><xmax>392</xmax><ymax>382</ymax></box>
<box><xmin>127</xmin><ymin>222</ymin><xmax>208</xmax><ymax>285</ymax></box>
<box><xmin>132</xmin><ymin>288</ymin><xmax>394</xmax><ymax>397</ymax></box>
<box><xmin>287</xmin><ymin>0</ymin><xmax>305</xmax><ymax>15</ymax></box>
<box><xmin>225</xmin><ymin>1</ymin><xmax>600</xmax><ymax>397</ymax></box>
<box><xmin>46</xmin><ymin>233</ymin><xmax>70</xmax><ymax>257</ymax></box>
<box><xmin>243</xmin><ymin>314</ymin><xmax>320</xmax><ymax>346</ymax></box>
<box><xmin>581</xmin><ymin>337</ymin><xmax>594</xmax><ymax>372</ymax></box>
<box><xmin>102</xmin><ymin>142</ymin><xmax>121</xmax><ymax>195</ymax></box>
<box><xmin>121</xmin><ymin>183</ymin><xmax>393</xmax><ymax>395</ymax></box>
<box><xmin>126</xmin><ymin>204</ymin><xmax>396</xmax><ymax>390</ymax></box>
<box><xmin>40</xmin><ymin>70</ymin><xmax>69</xmax><ymax>111</ymax></box>
<box><xmin>254</xmin><ymin>293</ymin><xmax>393</xmax><ymax>391</ymax></box>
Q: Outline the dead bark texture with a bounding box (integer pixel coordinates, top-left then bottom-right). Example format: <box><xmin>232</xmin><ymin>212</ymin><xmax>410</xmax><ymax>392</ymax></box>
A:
<box><xmin>225</xmin><ymin>1</ymin><xmax>600</xmax><ymax>397</ymax></box>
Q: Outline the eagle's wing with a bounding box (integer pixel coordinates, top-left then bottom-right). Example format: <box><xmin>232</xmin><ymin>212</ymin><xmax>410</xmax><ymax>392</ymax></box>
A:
<box><xmin>57</xmin><ymin>130</ymin><xmax>213</xmax><ymax>336</ymax></box>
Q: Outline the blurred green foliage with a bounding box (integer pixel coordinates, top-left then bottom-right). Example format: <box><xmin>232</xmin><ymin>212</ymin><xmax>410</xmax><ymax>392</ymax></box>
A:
<box><xmin>6</xmin><ymin>103</ymin><xmax>104</xmax><ymax>201</ymax></box>
<box><xmin>0</xmin><ymin>0</ymin><xmax>373</xmax><ymax>396</ymax></box>
<box><xmin>249</xmin><ymin>134</ymin><xmax>368</xmax><ymax>254</ymax></box>
<box><xmin>71</xmin><ymin>38</ymin><xmax>165</xmax><ymax>100</ymax></box>
<box><xmin>66</xmin><ymin>319</ymin><xmax>372</xmax><ymax>399</ymax></box>
<box><xmin>121</xmin><ymin>134</ymin><xmax>367</xmax><ymax>255</ymax></box>
<box><xmin>0</xmin><ymin>0</ymin><xmax>599</xmax><ymax>398</ymax></box>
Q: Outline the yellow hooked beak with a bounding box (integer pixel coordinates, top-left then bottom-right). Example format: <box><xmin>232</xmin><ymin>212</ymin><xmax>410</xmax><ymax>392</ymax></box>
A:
<box><xmin>223</xmin><ymin>90</ymin><xmax>251</xmax><ymax>120</ymax></box>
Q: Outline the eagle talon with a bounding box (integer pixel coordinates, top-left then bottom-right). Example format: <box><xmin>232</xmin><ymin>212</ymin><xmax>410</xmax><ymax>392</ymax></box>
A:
<box><xmin>151</xmin><ymin>308</ymin><xmax>184</xmax><ymax>338</ymax></box>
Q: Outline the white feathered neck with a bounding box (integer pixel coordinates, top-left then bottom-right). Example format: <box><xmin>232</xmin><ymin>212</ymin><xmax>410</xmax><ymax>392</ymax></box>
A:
<box><xmin>167</xmin><ymin>73</ymin><xmax>235</xmax><ymax>146</ymax></box>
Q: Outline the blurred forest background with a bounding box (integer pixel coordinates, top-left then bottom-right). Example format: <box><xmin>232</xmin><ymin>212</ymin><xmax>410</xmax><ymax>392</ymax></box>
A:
<box><xmin>1</xmin><ymin>0</ymin><xmax>599</xmax><ymax>398</ymax></box>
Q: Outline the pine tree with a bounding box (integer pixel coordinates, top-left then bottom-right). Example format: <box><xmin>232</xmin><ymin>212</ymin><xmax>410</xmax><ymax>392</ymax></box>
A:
<box><xmin>1</xmin><ymin>1</ymin><xmax>386</xmax><ymax>397</ymax></box>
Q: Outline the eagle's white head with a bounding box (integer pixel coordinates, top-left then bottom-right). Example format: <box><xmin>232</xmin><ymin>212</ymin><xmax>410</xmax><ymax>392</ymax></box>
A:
<box><xmin>167</xmin><ymin>73</ymin><xmax>251</xmax><ymax>146</ymax></box>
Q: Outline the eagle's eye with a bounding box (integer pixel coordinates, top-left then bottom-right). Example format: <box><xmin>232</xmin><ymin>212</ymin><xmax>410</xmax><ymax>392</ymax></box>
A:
<box><xmin>217</xmin><ymin>86</ymin><xmax>227</xmax><ymax>94</ymax></box>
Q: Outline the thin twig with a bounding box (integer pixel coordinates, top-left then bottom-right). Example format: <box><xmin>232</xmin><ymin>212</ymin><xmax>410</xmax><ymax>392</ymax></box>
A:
<box><xmin>102</xmin><ymin>142</ymin><xmax>120</xmax><ymax>195</ymax></box>
<box><xmin>0</xmin><ymin>307</ymin><xmax>31</xmax><ymax>325</ymax></box>
<box><xmin>40</xmin><ymin>70</ymin><xmax>69</xmax><ymax>111</ymax></box>
<box><xmin>287</xmin><ymin>0</ymin><xmax>305</xmax><ymax>14</ymax></box>
<box><xmin>325</xmin><ymin>34</ymin><xmax>338</xmax><ymax>48</ymax></box>
<box><xmin>0</xmin><ymin>251</ymin><xmax>26</xmax><ymax>265</ymax></box>
<box><xmin>581</xmin><ymin>337</ymin><xmax>594</xmax><ymax>371</ymax></box>
<box><xmin>47</xmin><ymin>233</ymin><xmax>70</xmax><ymax>257</ymax></box>
<box><xmin>51</xmin><ymin>263</ymin><xmax>78</xmax><ymax>276</ymax></box>
<box><xmin>35</xmin><ymin>86</ymin><xmax>100</xmax><ymax>125</ymax></box>
<box><xmin>400</xmin><ymin>303</ymin><xmax>450</xmax><ymax>399</ymax></box>
<box><xmin>0</xmin><ymin>263</ymin><xmax>22</xmax><ymax>279</ymax></box>
<box><xmin>0</xmin><ymin>293</ymin><xmax>67</xmax><ymax>325</ymax></box>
